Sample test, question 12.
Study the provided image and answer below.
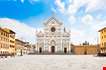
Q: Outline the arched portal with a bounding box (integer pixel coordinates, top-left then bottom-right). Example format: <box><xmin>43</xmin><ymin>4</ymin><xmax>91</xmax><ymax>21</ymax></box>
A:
<box><xmin>51</xmin><ymin>46</ymin><xmax>55</xmax><ymax>53</ymax></box>
<box><xmin>39</xmin><ymin>47</ymin><xmax>42</xmax><ymax>53</ymax></box>
<box><xmin>50</xmin><ymin>40</ymin><xmax>56</xmax><ymax>53</ymax></box>
<box><xmin>64</xmin><ymin>48</ymin><xmax>67</xmax><ymax>54</ymax></box>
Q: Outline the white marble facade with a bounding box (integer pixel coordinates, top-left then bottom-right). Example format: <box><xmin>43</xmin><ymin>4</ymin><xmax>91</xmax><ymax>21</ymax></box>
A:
<box><xmin>36</xmin><ymin>16</ymin><xmax>71</xmax><ymax>54</ymax></box>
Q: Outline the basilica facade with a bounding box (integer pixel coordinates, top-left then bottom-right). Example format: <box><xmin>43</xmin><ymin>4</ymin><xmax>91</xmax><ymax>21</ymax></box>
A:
<box><xmin>36</xmin><ymin>16</ymin><xmax>71</xmax><ymax>54</ymax></box>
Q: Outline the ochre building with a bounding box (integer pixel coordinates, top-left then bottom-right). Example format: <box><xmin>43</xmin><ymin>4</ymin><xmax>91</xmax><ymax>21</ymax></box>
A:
<box><xmin>98</xmin><ymin>27</ymin><xmax>106</xmax><ymax>54</ymax></box>
<box><xmin>72</xmin><ymin>45</ymin><xmax>98</xmax><ymax>55</ymax></box>
<box><xmin>15</xmin><ymin>39</ymin><xmax>27</xmax><ymax>56</ymax></box>
<box><xmin>0</xmin><ymin>28</ymin><xmax>15</xmax><ymax>56</ymax></box>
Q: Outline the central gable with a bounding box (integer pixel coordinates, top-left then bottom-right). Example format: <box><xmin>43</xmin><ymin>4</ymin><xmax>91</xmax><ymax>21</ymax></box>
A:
<box><xmin>44</xmin><ymin>16</ymin><xmax>62</xmax><ymax>26</ymax></box>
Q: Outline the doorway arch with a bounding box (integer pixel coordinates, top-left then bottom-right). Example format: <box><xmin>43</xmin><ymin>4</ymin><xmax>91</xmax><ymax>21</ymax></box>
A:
<box><xmin>39</xmin><ymin>47</ymin><xmax>42</xmax><ymax>53</ymax></box>
<box><xmin>51</xmin><ymin>46</ymin><xmax>55</xmax><ymax>53</ymax></box>
<box><xmin>64</xmin><ymin>48</ymin><xmax>67</xmax><ymax>54</ymax></box>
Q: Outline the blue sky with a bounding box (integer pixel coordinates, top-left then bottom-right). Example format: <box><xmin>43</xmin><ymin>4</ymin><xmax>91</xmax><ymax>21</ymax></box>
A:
<box><xmin>0</xmin><ymin>0</ymin><xmax>51</xmax><ymax>19</ymax></box>
<box><xmin>0</xmin><ymin>0</ymin><xmax>106</xmax><ymax>44</ymax></box>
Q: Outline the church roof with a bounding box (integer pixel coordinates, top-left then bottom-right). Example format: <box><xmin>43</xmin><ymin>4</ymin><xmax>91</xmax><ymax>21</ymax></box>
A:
<box><xmin>44</xmin><ymin>16</ymin><xmax>62</xmax><ymax>25</ymax></box>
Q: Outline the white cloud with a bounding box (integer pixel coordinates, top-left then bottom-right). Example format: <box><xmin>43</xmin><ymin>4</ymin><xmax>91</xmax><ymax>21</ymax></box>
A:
<box><xmin>55</xmin><ymin>0</ymin><xmax>106</xmax><ymax>17</ymax></box>
<box><xmin>67</xmin><ymin>0</ymin><xmax>88</xmax><ymax>15</ymax></box>
<box><xmin>82</xmin><ymin>14</ymin><xmax>93</xmax><ymax>24</ymax></box>
<box><xmin>21</xmin><ymin>0</ymin><xmax>24</xmax><ymax>3</ymax></box>
<box><xmin>68</xmin><ymin>16</ymin><xmax>76</xmax><ymax>24</ymax></box>
<box><xmin>55</xmin><ymin>0</ymin><xmax>65</xmax><ymax>13</ymax></box>
<box><xmin>54</xmin><ymin>0</ymin><xmax>106</xmax><ymax>44</ymax></box>
<box><xmin>92</xmin><ymin>20</ymin><xmax>106</xmax><ymax>32</ymax></box>
<box><xmin>85</xmin><ymin>0</ymin><xmax>106</xmax><ymax>13</ymax></box>
<box><xmin>71</xmin><ymin>27</ymin><xmax>98</xmax><ymax>45</ymax></box>
<box><xmin>67</xmin><ymin>0</ymin><xmax>106</xmax><ymax>15</ymax></box>
<box><xmin>71</xmin><ymin>28</ymin><xmax>86</xmax><ymax>45</ymax></box>
<box><xmin>80</xmin><ymin>14</ymin><xmax>106</xmax><ymax>44</ymax></box>
<box><xmin>0</xmin><ymin>18</ymin><xmax>36</xmax><ymax>44</ymax></box>
<box><xmin>81</xmin><ymin>14</ymin><xmax>106</xmax><ymax>32</ymax></box>
<box><xmin>68</xmin><ymin>14</ymin><xmax>104</xmax><ymax>44</ymax></box>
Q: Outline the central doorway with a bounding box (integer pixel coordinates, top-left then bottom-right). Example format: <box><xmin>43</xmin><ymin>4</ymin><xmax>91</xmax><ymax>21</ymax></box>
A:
<box><xmin>51</xmin><ymin>46</ymin><xmax>55</xmax><ymax>53</ymax></box>
<box><xmin>39</xmin><ymin>47</ymin><xmax>42</xmax><ymax>53</ymax></box>
<box><xmin>64</xmin><ymin>48</ymin><xmax>67</xmax><ymax>54</ymax></box>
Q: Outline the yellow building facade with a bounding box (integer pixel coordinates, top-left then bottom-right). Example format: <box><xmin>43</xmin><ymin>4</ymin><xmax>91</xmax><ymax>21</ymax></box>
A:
<box><xmin>0</xmin><ymin>28</ymin><xmax>9</xmax><ymax>55</ymax></box>
<box><xmin>72</xmin><ymin>45</ymin><xmax>98</xmax><ymax>55</ymax></box>
<box><xmin>99</xmin><ymin>27</ymin><xmax>106</xmax><ymax>54</ymax></box>
<box><xmin>15</xmin><ymin>39</ymin><xmax>27</xmax><ymax>56</ymax></box>
<box><xmin>0</xmin><ymin>28</ymin><xmax>15</xmax><ymax>56</ymax></box>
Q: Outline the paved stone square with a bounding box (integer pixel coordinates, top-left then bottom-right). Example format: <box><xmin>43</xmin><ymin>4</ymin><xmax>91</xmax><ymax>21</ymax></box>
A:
<box><xmin>0</xmin><ymin>55</ymin><xmax>106</xmax><ymax>70</ymax></box>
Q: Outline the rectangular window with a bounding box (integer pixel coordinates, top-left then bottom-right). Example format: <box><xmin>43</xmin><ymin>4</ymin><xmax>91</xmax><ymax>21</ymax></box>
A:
<box><xmin>10</xmin><ymin>40</ymin><xmax>14</xmax><ymax>43</ymax></box>
<box><xmin>1</xmin><ymin>32</ymin><xmax>3</xmax><ymax>35</ymax></box>
<box><xmin>104</xmin><ymin>42</ymin><xmax>106</xmax><ymax>47</ymax></box>
<box><xmin>104</xmin><ymin>35</ymin><xmax>106</xmax><ymax>38</ymax></box>
<box><xmin>104</xmin><ymin>30</ymin><xmax>106</xmax><ymax>32</ymax></box>
<box><xmin>102</xmin><ymin>36</ymin><xmax>103</xmax><ymax>39</ymax></box>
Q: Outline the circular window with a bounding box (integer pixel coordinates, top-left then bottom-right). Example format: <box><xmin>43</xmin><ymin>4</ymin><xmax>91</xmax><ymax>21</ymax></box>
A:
<box><xmin>51</xmin><ymin>27</ymin><xmax>56</xmax><ymax>32</ymax></box>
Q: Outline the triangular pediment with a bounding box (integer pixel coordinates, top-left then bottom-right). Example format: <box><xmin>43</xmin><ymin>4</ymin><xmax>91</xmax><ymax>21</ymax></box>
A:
<box><xmin>44</xmin><ymin>16</ymin><xmax>62</xmax><ymax>26</ymax></box>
